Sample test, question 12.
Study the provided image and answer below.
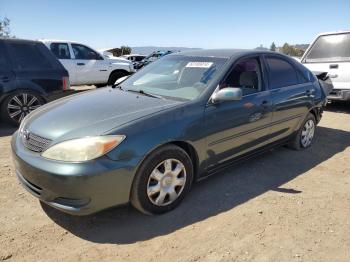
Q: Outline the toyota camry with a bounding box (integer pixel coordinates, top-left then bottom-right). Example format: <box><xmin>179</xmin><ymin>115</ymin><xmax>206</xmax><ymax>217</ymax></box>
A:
<box><xmin>12</xmin><ymin>49</ymin><xmax>326</xmax><ymax>215</ymax></box>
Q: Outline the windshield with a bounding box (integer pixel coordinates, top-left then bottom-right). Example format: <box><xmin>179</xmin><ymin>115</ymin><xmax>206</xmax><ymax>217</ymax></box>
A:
<box><xmin>304</xmin><ymin>33</ymin><xmax>350</xmax><ymax>63</ymax></box>
<box><xmin>120</xmin><ymin>55</ymin><xmax>227</xmax><ymax>100</ymax></box>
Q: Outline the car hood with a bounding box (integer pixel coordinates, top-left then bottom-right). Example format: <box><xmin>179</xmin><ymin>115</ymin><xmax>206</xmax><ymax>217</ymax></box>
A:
<box><xmin>23</xmin><ymin>88</ymin><xmax>181</xmax><ymax>142</ymax></box>
<box><xmin>107</xmin><ymin>57</ymin><xmax>132</xmax><ymax>64</ymax></box>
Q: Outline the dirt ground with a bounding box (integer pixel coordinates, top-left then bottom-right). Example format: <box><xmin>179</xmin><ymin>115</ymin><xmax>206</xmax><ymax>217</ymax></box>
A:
<box><xmin>0</xmin><ymin>102</ymin><xmax>349</xmax><ymax>262</ymax></box>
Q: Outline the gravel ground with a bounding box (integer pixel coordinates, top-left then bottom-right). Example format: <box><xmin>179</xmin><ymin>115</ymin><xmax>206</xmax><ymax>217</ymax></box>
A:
<box><xmin>0</xmin><ymin>102</ymin><xmax>349</xmax><ymax>262</ymax></box>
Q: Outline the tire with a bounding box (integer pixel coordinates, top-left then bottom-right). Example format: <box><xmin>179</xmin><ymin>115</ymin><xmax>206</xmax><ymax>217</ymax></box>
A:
<box><xmin>95</xmin><ymin>84</ymin><xmax>107</xmax><ymax>88</ymax></box>
<box><xmin>287</xmin><ymin>113</ymin><xmax>316</xmax><ymax>150</ymax></box>
<box><xmin>130</xmin><ymin>144</ymin><xmax>194</xmax><ymax>215</ymax></box>
<box><xmin>107</xmin><ymin>71</ymin><xmax>128</xmax><ymax>86</ymax></box>
<box><xmin>0</xmin><ymin>91</ymin><xmax>44</xmax><ymax>126</ymax></box>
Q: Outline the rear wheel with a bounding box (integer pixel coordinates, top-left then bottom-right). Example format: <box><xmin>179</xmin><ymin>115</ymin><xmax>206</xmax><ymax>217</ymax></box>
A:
<box><xmin>0</xmin><ymin>91</ymin><xmax>44</xmax><ymax>126</ymax></box>
<box><xmin>287</xmin><ymin>113</ymin><xmax>316</xmax><ymax>150</ymax></box>
<box><xmin>131</xmin><ymin>145</ymin><xmax>193</xmax><ymax>215</ymax></box>
<box><xmin>94</xmin><ymin>84</ymin><xmax>106</xmax><ymax>88</ymax></box>
<box><xmin>107</xmin><ymin>71</ymin><xmax>128</xmax><ymax>86</ymax></box>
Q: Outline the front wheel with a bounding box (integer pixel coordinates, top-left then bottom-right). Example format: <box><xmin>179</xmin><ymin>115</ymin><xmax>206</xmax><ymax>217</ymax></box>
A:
<box><xmin>287</xmin><ymin>113</ymin><xmax>316</xmax><ymax>150</ymax></box>
<box><xmin>131</xmin><ymin>145</ymin><xmax>193</xmax><ymax>215</ymax></box>
<box><xmin>107</xmin><ymin>71</ymin><xmax>128</xmax><ymax>86</ymax></box>
<box><xmin>0</xmin><ymin>91</ymin><xmax>44</xmax><ymax>126</ymax></box>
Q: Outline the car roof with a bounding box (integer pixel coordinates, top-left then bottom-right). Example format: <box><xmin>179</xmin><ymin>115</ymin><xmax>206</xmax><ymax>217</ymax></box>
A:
<box><xmin>39</xmin><ymin>39</ymin><xmax>81</xmax><ymax>44</ymax></box>
<box><xmin>0</xmin><ymin>37</ymin><xmax>41</xmax><ymax>44</ymax></box>
<box><xmin>172</xmin><ymin>49</ymin><xmax>277</xmax><ymax>59</ymax></box>
<box><xmin>316</xmin><ymin>30</ymin><xmax>350</xmax><ymax>37</ymax></box>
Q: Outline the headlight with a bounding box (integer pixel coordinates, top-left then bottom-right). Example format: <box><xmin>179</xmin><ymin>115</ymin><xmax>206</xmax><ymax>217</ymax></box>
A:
<box><xmin>41</xmin><ymin>135</ymin><xmax>125</xmax><ymax>162</ymax></box>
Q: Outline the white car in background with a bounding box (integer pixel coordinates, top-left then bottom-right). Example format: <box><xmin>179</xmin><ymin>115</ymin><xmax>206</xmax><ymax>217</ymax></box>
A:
<box><xmin>121</xmin><ymin>54</ymin><xmax>146</xmax><ymax>63</ymax></box>
<box><xmin>40</xmin><ymin>40</ymin><xmax>135</xmax><ymax>87</ymax></box>
<box><xmin>301</xmin><ymin>31</ymin><xmax>350</xmax><ymax>101</ymax></box>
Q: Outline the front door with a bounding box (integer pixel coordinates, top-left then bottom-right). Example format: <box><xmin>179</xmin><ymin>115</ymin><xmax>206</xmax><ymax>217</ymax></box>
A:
<box><xmin>204</xmin><ymin>56</ymin><xmax>273</xmax><ymax>170</ymax></box>
<box><xmin>71</xmin><ymin>43</ymin><xmax>108</xmax><ymax>85</ymax></box>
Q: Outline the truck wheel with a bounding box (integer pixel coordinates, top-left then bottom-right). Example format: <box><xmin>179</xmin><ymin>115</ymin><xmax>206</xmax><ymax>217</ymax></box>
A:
<box><xmin>107</xmin><ymin>71</ymin><xmax>128</xmax><ymax>86</ymax></box>
<box><xmin>0</xmin><ymin>91</ymin><xmax>44</xmax><ymax>126</ymax></box>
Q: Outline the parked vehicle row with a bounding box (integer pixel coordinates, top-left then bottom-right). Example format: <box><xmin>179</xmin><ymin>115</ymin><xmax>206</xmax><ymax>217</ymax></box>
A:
<box><xmin>0</xmin><ymin>38</ymin><xmax>69</xmax><ymax>125</ymax></box>
<box><xmin>133</xmin><ymin>50</ymin><xmax>174</xmax><ymax>70</ymax></box>
<box><xmin>12</xmin><ymin>49</ymin><xmax>327</xmax><ymax>216</ymax></box>
<box><xmin>40</xmin><ymin>40</ymin><xmax>135</xmax><ymax>87</ymax></box>
<box><xmin>121</xmin><ymin>54</ymin><xmax>146</xmax><ymax>63</ymax></box>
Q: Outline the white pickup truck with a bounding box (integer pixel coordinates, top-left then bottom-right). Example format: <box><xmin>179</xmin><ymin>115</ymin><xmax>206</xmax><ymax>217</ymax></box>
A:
<box><xmin>40</xmin><ymin>40</ymin><xmax>135</xmax><ymax>87</ymax></box>
<box><xmin>301</xmin><ymin>31</ymin><xmax>350</xmax><ymax>101</ymax></box>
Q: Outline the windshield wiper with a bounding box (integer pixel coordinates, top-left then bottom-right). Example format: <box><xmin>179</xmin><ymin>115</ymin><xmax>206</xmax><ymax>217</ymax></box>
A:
<box><xmin>112</xmin><ymin>84</ymin><xmax>124</xmax><ymax>90</ymax></box>
<box><xmin>126</xmin><ymin>89</ymin><xmax>163</xmax><ymax>99</ymax></box>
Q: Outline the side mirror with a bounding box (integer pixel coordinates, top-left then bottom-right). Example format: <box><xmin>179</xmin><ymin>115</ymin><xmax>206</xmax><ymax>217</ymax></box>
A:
<box><xmin>113</xmin><ymin>75</ymin><xmax>129</xmax><ymax>86</ymax></box>
<box><xmin>211</xmin><ymin>87</ymin><xmax>242</xmax><ymax>103</ymax></box>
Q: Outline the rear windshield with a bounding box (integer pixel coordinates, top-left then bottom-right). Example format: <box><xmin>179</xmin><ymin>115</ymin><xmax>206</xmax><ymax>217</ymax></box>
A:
<box><xmin>7</xmin><ymin>42</ymin><xmax>54</xmax><ymax>70</ymax></box>
<box><xmin>304</xmin><ymin>33</ymin><xmax>350</xmax><ymax>63</ymax></box>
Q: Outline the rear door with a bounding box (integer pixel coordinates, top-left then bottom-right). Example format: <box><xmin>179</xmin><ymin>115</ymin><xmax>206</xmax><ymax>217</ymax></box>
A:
<box><xmin>71</xmin><ymin>43</ymin><xmax>108</xmax><ymax>85</ymax></box>
<box><xmin>49</xmin><ymin>42</ymin><xmax>76</xmax><ymax>85</ymax></box>
<box><xmin>302</xmin><ymin>33</ymin><xmax>350</xmax><ymax>91</ymax></box>
<box><xmin>5</xmin><ymin>41</ymin><xmax>65</xmax><ymax>94</ymax></box>
<box><xmin>0</xmin><ymin>41</ymin><xmax>16</xmax><ymax>98</ymax></box>
<box><xmin>265</xmin><ymin>55</ymin><xmax>314</xmax><ymax>142</ymax></box>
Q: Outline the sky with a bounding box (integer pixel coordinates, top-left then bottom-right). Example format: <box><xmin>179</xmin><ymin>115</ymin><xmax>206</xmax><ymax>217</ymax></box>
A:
<box><xmin>1</xmin><ymin>0</ymin><xmax>349</xmax><ymax>50</ymax></box>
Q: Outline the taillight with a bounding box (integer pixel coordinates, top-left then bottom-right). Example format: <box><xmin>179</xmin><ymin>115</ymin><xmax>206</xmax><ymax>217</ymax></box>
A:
<box><xmin>62</xmin><ymin>76</ymin><xmax>70</xmax><ymax>90</ymax></box>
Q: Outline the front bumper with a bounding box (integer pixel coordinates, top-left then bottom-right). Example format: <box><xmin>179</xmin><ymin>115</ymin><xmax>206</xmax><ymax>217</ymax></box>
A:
<box><xmin>328</xmin><ymin>89</ymin><xmax>350</xmax><ymax>101</ymax></box>
<box><xmin>11</xmin><ymin>132</ymin><xmax>141</xmax><ymax>215</ymax></box>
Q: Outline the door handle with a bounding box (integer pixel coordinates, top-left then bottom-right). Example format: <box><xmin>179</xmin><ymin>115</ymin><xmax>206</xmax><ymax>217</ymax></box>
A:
<box><xmin>77</xmin><ymin>63</ymin><xmax>85</xmax><ymax>66</ymax></box>
<box><xmin>0</xmin><ymin>76</ymin><xmax>10</xmax><ymax>82</ymax></box>
<box><xmin>261</xmin><ymin>100</ymin><xmax>270</xmax><ymax>108</ymax></box>
<box><xmin>329</xmin><ymin>64</ymin><xmax>338</xmax><ymax>69</ymax></box>
<box><xmin>328</xmin><ymin>73</ymin><xmax>338</xmax><ymax>78</ymax></box>
<box><xmin>305</xmin><ymin>89</ymin><xmax>315</xmax><ymax>97</ymax></box>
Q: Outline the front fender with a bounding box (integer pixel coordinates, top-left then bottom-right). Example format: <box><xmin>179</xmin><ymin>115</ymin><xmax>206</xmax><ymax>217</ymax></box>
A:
<box><xmin>105</xmin><ymin>101</ymin><xmax>207</xmax><ymax>170</ymax></box>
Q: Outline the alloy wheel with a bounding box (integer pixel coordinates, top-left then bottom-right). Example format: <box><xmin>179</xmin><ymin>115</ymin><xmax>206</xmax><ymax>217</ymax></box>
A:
<box><xmin>147</xmin><ymin>158</ymin><xmax>187</xmax><ymax>206</ymax></box>
<box><xmin>7</xmin><ymin>93</ymin><xmax>42</xmax><ymax>123</ymax></box>
<box><xmin>301</xmin><ymin>119</ymin><xmax>315</xmax><ymax>148</ymax></box>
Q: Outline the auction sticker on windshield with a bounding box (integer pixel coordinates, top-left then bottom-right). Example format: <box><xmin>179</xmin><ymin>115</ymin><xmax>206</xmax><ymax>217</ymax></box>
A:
<box><xmin>185</xmin><ymin>62</ymin><xmax>213</xmax><ymax>68</ymax></box>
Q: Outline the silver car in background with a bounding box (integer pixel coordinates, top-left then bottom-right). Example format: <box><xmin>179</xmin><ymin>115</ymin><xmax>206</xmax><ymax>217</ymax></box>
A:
<box><xmin>301</xmin><ymin>31</ymin><xmax>350</xmax><ymax>101</ymax></box>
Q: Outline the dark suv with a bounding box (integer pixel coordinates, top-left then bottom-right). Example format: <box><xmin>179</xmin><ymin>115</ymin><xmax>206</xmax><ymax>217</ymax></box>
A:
<box><xmin>0</xmin><ymin>38</ymin><xmax>69</xmax><ymax>125</ymax></box>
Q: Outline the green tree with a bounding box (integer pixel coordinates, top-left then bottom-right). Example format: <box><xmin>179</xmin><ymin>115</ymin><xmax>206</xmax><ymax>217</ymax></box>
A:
<box><xmin>281</xmin><ymin>43</ymin><xmax>304</xmax><ymax>57</ymax></box>
<box><xmin>120</xmin><ymin>46</ymin><xmax>131</xmax><ymax>55</ymax></box>
<box><xmin>281</xmin><ymin>43</ymin><xmax>291</xmax><ymax>55</ymax></box>
<box><xmin>270</xmin><ymin>42</ymin><xmax>276</xmax><ymax>51</ymax></box>
<box><xmin>0</xmin><ymin>17</ymin><xmax>11</xmax><ymax>37</ymax></box>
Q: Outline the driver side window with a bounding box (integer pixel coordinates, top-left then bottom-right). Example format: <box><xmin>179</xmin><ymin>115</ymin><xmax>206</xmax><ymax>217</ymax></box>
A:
<box><xmin>222</xmin><ymin>57</ymin><xmax>262</xmax><ymax>96</ymax></box>
<box><xmin>71</xmin><ymin>44</ymin><xmax>102</xmax><ymax>60</ymax></box>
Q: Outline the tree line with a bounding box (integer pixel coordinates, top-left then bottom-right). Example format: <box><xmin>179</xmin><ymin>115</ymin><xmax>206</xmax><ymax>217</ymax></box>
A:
<box><xmin>270</xmin><ymin>41</ymin><xmax>306</xmax><ymax>57</ymax></box>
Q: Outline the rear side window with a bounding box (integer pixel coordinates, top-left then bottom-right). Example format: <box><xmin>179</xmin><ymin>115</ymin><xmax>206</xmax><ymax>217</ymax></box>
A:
<box><xmin>7</xmin><ymin>42</ymin><xmax>53</xmax><ymax>70</ymax></box>
<box><xmin>50</xmin><ymin>43</ymin><xmax>71</xmax><ymax>59</ymax></box>
<box><xmin>266</xmin><ymin>57</ymin><xmax>299</xmax><ymax>89</ymax></box>
<box><xmin>135</xmin><ymin>56</ymin><xmax>144</xmax><ymax>62</ymax></box>
<box><xmin>304</xmin><ymin>33</ymin><xmax>350</xmax><ymax>63</ymax></box>
<box><xmin>0</xmin><ymin>43</ymin><xmax>9</xmax><ymax>70</ymax></box>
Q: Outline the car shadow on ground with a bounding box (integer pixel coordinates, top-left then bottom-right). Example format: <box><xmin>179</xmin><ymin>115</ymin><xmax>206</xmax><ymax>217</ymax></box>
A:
<box><xmin>324</xmin><ymin>101</ymin><xmax>350</xmax><ymax>114</ymax></box>
<box><xmin>42</xmin><ymin>125</ymin><xmax>350</xmax><ymax>244</ymax></box>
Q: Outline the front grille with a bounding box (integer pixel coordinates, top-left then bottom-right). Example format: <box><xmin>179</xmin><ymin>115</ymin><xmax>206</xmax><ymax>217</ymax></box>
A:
<box><xmin>22</xmin><ymin>132</ymin><xmax>52</xmax><ymax>152</ymax></box>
